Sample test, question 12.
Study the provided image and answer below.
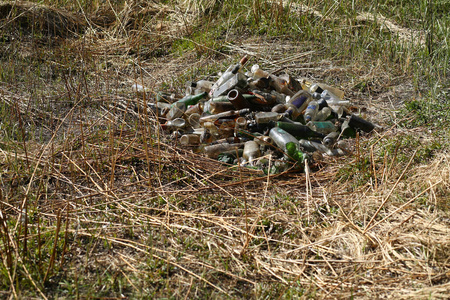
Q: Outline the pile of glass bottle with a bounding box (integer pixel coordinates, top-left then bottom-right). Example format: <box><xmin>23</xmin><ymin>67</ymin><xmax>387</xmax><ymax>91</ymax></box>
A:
<box><xmin>137</xmin><ymin>56</ymin><xmax>380</xmax><ymax>174</ymax></box>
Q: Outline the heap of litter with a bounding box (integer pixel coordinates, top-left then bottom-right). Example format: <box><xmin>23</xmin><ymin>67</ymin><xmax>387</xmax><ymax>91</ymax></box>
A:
<box><xmin>134</xmin><ymin>56</ymin><xmax>381</xmax><ymax>174</ymax></box>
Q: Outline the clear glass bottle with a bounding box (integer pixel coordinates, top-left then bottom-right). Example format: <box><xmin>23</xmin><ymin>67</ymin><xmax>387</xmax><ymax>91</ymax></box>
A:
<box><xmin>188</xmin><ymin>113</ymin><xmax>201</xmax><ymax>129</ymax></box>
<box><xmin>321</xmin><ymin>90</ymin><xmax>349</xmax><ymax>106</ymax></box>
<box><xmin>212</xmin><ymin>72</ymin><xmax>248</xmax><ymax>98</ymax></box>
<box><xmin>166</xmin><ymin>92</ymin><xmax>207</xmax><ymax>120</ymax></box>
<box><xmin>250</xmin><ymin>64</ymin><xmax>270</xmax><ymax>79</ymax></box>
<box><xmin>180</xmin><ymin>134</ymin><xmax>200</xmax><ymax>146</ymax></box>
<box><xmin>298</xmin><ymin>139</ymin><xmax>344</xmax><ymax>156</ymax></box>
<box><xmin>288</xmin><ymin>90</ymin><xmax>312</xmax><ymax>113</ymax></box>
<box><xmin>234</xmin><ymin>117</ymin><xmax>247</xmax><ymax>137</ymax></box>
<box><xmin>199</xmin><ymin>108</ymin><xmax>251</xmax><ymax>124</ymax></box>
<box><xmin>303</xmin><ymin>100</ymin><xmax>319</xmax><ymax>123</ymax></box>
<box><xmin>202</xmin><ymin>142</ymin><xmax>246</xmax><ymax>159</ymax></box>
<box><xmin>304</xmin><ymin>80</ymin><xmax>345</xmax><ymax>100</ymax></box>
<box><xmin>314</xmin><ymin>107</ymin><xmax>332</xmax><ymax>121</ymax></box>
<box><xmin>306</xmin><ymin>120</ymin><xmax>337</xmax><ymax>134</ymax></box>
<box><xmin>191</xmin><ymin>80</ymin><xmax>214</xmax><ymax>94</ymax></box>
<box><xmin>269</xmin><ymin>127</ymin><xmax>304</xmax><ymax>163</ymax></box>
<box><xmin>322</xmin><ymin>131</ymin><xmax>340</xmax><ymax>148</ymax></box>
<box><xmin>163</xmin><ymin>118</ymin><xmax>186</xmax><ymax>130</ymax></box>
<box><xmin>209</xmin><ymin>56</ymin><xmax>248</xmax><ymax>97</ymax></box>
<box><xmin>132</xmin><ymin>83</ymin><xmax>150</xmax><ymax>97</ymax></box>
<box><xmin>255</xmin><ymin>111</ymin><xmax>281</xmax><ymax>125</ymax></box>
<box><xmin>243</xmin><ymin>141</ymin><xmax>261</xmax><ymax>165</ymax></box>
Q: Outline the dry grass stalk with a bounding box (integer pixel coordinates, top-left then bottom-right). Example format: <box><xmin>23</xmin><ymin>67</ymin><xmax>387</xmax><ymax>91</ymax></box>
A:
<box><xmin>0</xmin><ymin>1</ymin><xmax>448</xmax><ymax>298</ymax></box>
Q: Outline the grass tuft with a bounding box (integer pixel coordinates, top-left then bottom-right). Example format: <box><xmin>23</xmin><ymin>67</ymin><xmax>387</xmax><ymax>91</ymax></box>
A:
<box><xmin>0</xmin><ymin>0</ymin><xmax>448</xmax><ymax>298</ymax></box>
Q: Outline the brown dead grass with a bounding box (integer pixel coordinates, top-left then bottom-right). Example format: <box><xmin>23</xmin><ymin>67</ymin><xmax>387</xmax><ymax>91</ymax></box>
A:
<box><xmin>0</xmin><ymin>1</ymin><xmax>448</xmax><ymax>299</ymax></box>
<box><xmin>0</xmin><ymin>1</ymin><xmax>86</xmax><ymax>37</ymax></box>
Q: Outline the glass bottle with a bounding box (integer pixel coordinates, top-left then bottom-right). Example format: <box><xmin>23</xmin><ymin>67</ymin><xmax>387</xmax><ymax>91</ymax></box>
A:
<box><xmin>283</xmin><ymin>104</ymin><xmax>301</xmax><ymax>121</ymax></box>
<box><xmin>214</xmin><ymin>119</ymin><xmax>236</xmax><ymax>138</ymax></box>
<box><xmin>184</xmin><ymin>103</ymin><xmax>203</xmax><ymax>116</ymax></box>
<box><xmin>227</xmin><ymin>89</ymin><xmax>253</xmax><ymax>110</ymax></box>
<box><xmin>288</xmin><ymin>90</ymin><xmax>312</xmax><ymax>113</ymax></box>
<box><xmin>190</xmin><ymin>80</ymin><xmax>214</xmax><ymax>94</ymax></box>
<box><xmin>162</xmin><ymin>118</ymin><xmax>186</xmax><ymax>130</ymax></box>
<box><xmin>276</xmin><ymin>121</ymin><xmax>325</xmax><ymax>139</ymax></box>
<box><xmin>252</xmin><ymin>90</ymin><xmax>286</xmax><ymax>106</ymax></box>
<box><xmin>340</xmin><ymin>119</ymin><xmax>356</xmax><ymax>138</ymax></box>
<box><xmin>180</xmin><ymin>134</ymin><xmax>200</xmax><ymax>146</ymax></box>
<box><xmin>132</xmin><ymin>83</ymin><xmax>150</xmax><ymax>97</ymax></box>
<box><xmin>209</xmin><ymin>56</ymin><xmax>248</xmax><ymax>97</ymax></box>
<box><xmin>166</xmin><ymin>92</ymin><xmax>207</xmax><ymax>120</ymax></box>
<box><xmin>322</xmin><ymin>131</ymin><xmax>340</xmax><ymax>148</ymax></box>
<box><xmin>243</xmin><ymin>141</ymin><xmax>261</xmax><ymax>164</ymax></box>
<box><xmin>321</xmin><ymin>90</ymin><xmax>349</xmax><ymax>106</ymax></box>
<box><xmin>347</xmin><ymin>115</ymin><xmax>376</xmax><ymax>133</ymax></box>
<box><xmin>234</xmin><ymin>117</ymin><xmax>247</xmax><ymax>137</ymax></box>
<box><xmin>305</xmin><ymin>81</ymin><xmax>345</xmax><ymax>100</ymax></box>
<box><xmin>255</xmin><ymin>112</ymin><xmax>281</xmax><ymax>125</ymax></box>
<box><xmin>203</xmin><ymin>99</ymin><xmax>235</xmax><ymax>114</ymax></box>
<box><xmin>298</xmin><ymin>140</ymin><xmax>344</xmax><ymax>156</ymax></box>
<box><xmin>199</xmin><ymin>108</ymin><xmax>251</xmax><ymax>124</ymax></box>
<box><xmin>269</xmin><ymin>74</ymin><xmax>294</xmax><ymax>96</ymax></box>
<box><xmin>314</xmin><ymin>107</ymin><xmax>332</xmax><ymax>121</ymax></box>
<box><xmin>202</xmin><ymin>142</ymin><xmax>246</xmax><ymax>159</ymax></box>
<box><xmin>212</xmin><ymin>72</ymin><xmax>248</xmax><ymax>98</ymax></box>
<box><xmin>303</xmin><ymin>100</ymin><xmax>319</xmax><ymax>123</ymax></box>
<box><xmin>271</xmin><ymin>103</ymin><xmax>287</xmax><ymax>113</ymax></box>
<box><xmin>269</xmin><ymin>127</ymin><xmax>304</xmax><ymax>163</ymax></box>
<box><xmin>306</xmin><ymin>120</ymin><xmax>337</xmax><ymax>134</ymax></box>
<box><xmin>156</xmin><ymin>91</ymin><xmax>177</xmax><ymax>103</ymax></box>
<box><xmin>250</xmin><ymin>64</ymin><xmax>270</xmax><ymax>79</ymax></box>
<box><xmin>188</xmin><ymin>113</ymin><xmax>201</xmax><ymax>129</ymax></box>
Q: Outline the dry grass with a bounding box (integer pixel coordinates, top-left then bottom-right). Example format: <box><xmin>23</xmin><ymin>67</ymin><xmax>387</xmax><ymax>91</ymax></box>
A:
<box><xmin>0</xmin><ymin>0</ymin><xmax>449</xmax><ymax>298</ymax></box>
<box><xmin>0</xmin><ymin>1</ymin><xmax>86</xmax><ymax>37</ymax></box>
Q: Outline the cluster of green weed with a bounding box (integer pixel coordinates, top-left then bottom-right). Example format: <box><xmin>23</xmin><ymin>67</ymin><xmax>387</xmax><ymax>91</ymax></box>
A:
<box><xmin>401</xmin><ymin>90</ymin><xmax>450</xmax><ymax>131</ymax></box>
<box><xmin>1</xmin><ymin>1</ymin><xmax>448</xmax><ymax>298</ymax></box>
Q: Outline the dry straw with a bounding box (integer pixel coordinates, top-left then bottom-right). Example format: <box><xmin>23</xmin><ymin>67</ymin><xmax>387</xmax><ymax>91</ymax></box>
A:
<box><xmin>0</xmin><ymin>0</ymin><xmax>448</xmax><ymax>298</ymax></box>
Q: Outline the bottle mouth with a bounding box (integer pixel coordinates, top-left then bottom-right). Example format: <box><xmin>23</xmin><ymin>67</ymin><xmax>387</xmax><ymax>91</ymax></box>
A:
<box><xmin>227</xmin><ymin>89</ymin><xmax>240</xmax><ymax>101</ymax></box>
<box><xmin>240</xmin><ymin>55</ymin><xmax>249</xmax><ymax>65</ymax></box>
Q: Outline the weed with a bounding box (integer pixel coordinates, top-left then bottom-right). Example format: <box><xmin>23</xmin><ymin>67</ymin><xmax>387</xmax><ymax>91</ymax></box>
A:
<box><xmin>0</xmin><ymin>0</ymin><xmax>448</xmax><ymax>299</ymax></box>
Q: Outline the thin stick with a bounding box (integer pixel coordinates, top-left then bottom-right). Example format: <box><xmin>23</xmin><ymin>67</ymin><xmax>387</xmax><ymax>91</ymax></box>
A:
<box><xmin>364</xmin><ymin>149</ymin><xmax>417</xmax><ymax>233</ymax></box>
<box><xmin>238</xmin><ymin>150</ymin><xmax>250</xmax><ymax>256</ymax></box>
<box><xmin>370</xmin><ymin>144</ymin><xmax>377</xmax><ymax>190</ymax></box>
<box><xmin>43</xmin><ymin>210</ymin><xmax>62</xmax><ymax>283</ymax></box>
<box><xmin>262</xmin><ymin>154</ymin><xmax>272</xmax><ymax>207</ymax></box>
<box><xmin>305</xmin><ymin>159</ymin><xmax>311</xmax><ymax>224</ymax></box>
<box><xmin>365</xmin><ymin>180</ymin><xmax>442</xmax><ymax>232</ymax></box>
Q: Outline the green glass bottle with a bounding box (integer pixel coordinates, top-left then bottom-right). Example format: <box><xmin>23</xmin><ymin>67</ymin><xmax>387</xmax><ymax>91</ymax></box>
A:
<box><xmin>276</xmin><ymin>121</ymin><xmax>325</xmax><ymax>139</ymax></box>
